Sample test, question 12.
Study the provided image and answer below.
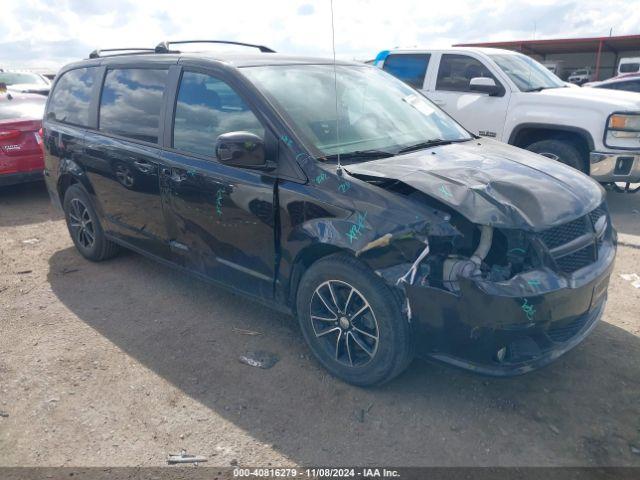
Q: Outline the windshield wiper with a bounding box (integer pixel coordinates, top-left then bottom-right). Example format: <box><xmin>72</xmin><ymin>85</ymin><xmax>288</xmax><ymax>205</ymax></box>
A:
<box><xmin>324</xmin><ymin>149</ymin><xmax>395</xmax><ymax>161</ymax></box>
<box><xmin>397</xmin><ymin>138</ymin><xmax>469</xmax><ymax>154</ymax></box>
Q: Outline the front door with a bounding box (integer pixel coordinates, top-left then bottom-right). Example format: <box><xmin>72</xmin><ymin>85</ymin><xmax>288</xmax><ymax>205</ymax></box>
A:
<box><xmin>161</xmin><ymin>70</ymin><xmax>277</xmax><ymax>300</ymax></box>
<box><xmin>427</xmin><ymin>53</ymin><xmax>510</xmax><ymax>140</ymax></box>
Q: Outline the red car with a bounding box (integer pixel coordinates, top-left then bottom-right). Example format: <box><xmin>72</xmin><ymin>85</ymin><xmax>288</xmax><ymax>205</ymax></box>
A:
<box><xmin>0</xmin><ymin>92</ymin><xmax>46</xmax><ymax>186</ymax></box>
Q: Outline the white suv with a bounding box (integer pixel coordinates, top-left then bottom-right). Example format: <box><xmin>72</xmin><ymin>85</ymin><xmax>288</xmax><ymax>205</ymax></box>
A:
<box><xmin>374</xmin><ymin>47</ymin><xmax>640</xmax><ymax>191</ymax></box>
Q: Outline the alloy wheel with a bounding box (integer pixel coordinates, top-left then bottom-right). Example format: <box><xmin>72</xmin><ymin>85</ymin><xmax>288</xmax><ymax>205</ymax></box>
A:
<box><xmin>309</xmin><ymin>280</ymin><xmax>379</xmax><ymax>367</ymax></box>
<box><xmin>68</xmin><ymin>198</ymin><xmax>95</xmax><ymax>249</ymax></box>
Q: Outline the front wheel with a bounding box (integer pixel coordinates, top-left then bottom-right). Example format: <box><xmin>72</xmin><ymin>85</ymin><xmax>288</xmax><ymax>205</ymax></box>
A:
<box><xmin>526</xmin><ymin>139</ymin><xmax>587</xmax><ymax>173</ymax></box>
<box><xmin>296</xmin><ymin>253</ymin><xmax>413</xmax><ymax>386</ymax></box>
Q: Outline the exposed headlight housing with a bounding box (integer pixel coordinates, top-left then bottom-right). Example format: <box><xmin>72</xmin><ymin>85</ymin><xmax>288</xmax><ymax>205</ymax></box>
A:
<box><xmin>605</xmin><ymin>113</ymin><xmax>640</xmax><ymax>149</ymax></box>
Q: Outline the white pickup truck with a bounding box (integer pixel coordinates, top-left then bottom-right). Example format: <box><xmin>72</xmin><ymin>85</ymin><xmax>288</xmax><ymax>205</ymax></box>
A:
<box><xmin>374</xmin><ymin>47</ymin><xmax>640</xmax><ymax>191</ymax></box>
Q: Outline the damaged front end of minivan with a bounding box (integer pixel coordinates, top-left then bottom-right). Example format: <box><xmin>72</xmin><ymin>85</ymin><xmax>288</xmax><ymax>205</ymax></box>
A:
<box><xmin>344</xmin><ymin>143</ymin><xmax>617</xmax><ymax>375</ymax></box>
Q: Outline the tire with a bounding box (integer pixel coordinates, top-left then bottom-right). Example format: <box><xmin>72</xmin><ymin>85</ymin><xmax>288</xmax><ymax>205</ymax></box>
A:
<box><xmin>63</xmin><ymin>184</ymin><xmax>119</xmax><ymax>262</ymax></box>
<box><xmin>296</xmin><ymin>253</ymin><xmax>413</xmax><ymax>386</ymax></box>
<box><xmin>525</xmin><ymin>139</ymin><xmax>587</xmax><ymax>173</ymax></box>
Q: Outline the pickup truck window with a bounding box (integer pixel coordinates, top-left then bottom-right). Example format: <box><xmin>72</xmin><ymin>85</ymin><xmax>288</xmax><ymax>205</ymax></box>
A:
<box><xmin>489</xmin><ymin>53</ymin><xmax>564</xmax><ymax>92</ymax></box>
<box><xmin>435</xmin><ymin>54</ymin><xmax>497</xmax><ymax>93</ymax></box>
<box><xmin>382</xmin><ymin>54</ymin><xmax>430</xmax><ymax>89</ymax></box>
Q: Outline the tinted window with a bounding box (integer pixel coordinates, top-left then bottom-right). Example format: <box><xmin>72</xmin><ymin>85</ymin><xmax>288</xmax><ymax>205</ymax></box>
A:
<box><xmin>99</xmin><ymin>69</ymin><xmax>168</xmax><ymax>143</ymax></box>
<box><xmin>620</xmin><ymin>63</ymin><xmax>640</xmax><ymax>73</ymax></box>
<box><xmin>436</xmin><ymin>54</ymin><xmax>496</xmax><ymax>92</ymax></box>
<box><xmin>47</xmin><ymin>68</ymin><xmax>96</xmax><ymax>126</ymax></box>
<box><xmin>0</xmin><ymin>95</ymin><xmax>46</xmax><ymax>121</ymax></box>
<box><xmin>382</xmin><ymin>54</ymin><xmax>430</xmax><ymax>89</ymax></box>
<box><xmin>173</xmin><ymin>72</ymin><xmax>264</xmax><ymax>157</ymax></box>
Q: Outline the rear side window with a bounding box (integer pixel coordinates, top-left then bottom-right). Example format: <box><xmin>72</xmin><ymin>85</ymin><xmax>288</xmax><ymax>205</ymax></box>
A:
<box><xmin>47</xmin><ymin>68</ymin><xmax>96</xmax><ymax>126</ymax></box>
<box><xmin>620</xmin><ymin>63</ymin><xmax>640</xmax><ymax>73</ymax></box>
<box><xmin>173</xmin><ymin>71</ymin><xmax>264</xmax><ymax>157</ymax></box>
<box><xmin>436</xmin><ymin>54</ymin><xmax>496</xmax><ymax>92</ymax></box>
<box><xmin>382</xmin><ymin>54</ymin><xmax>430</xmax><ymax>89</ymax></box>
<box><xmin>99</xmin><ymin>68</ymin><xmax>168</xmax><ymax>143</ymax></box>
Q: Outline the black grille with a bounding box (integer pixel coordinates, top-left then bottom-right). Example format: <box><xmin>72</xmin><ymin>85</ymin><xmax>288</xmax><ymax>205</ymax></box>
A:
<box><xmin>539</xmin><ymin>217</ymin><xmax>589</xmax><ymax>250</ymax></box>
<box><xmin>555</xmin><ymin>245</ymin><xmax>596</xmax><ymax>274</ymax></box>
<box><xmin>547</xmin><ymin>313</ymin><xmax>590</xmax><ymax>343</ymax></box>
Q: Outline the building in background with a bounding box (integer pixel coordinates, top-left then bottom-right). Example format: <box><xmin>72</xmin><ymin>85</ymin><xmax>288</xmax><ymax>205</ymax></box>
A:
<box><xmin>455</xmin><ymin>34</ymin><xmax>640</xmax><ymax>82</ymax></box>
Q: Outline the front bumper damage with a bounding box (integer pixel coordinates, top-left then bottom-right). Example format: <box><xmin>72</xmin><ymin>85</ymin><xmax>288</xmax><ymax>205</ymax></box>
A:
<box><xmin>405</xmin><ymin>238</ymin><xmax>615</xmax><ymax>376</ymax></box>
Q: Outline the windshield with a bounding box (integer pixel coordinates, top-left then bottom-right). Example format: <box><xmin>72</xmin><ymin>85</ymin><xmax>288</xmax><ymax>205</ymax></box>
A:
<box><xmin>489</xmin><ymin>53</ymin><xmax>565</xmax><ymax>92</ymax></box>
<box><xmin>242</xmin><ymin>64</ymin><xmax>471</xmax><ymax>158</ymax></box>
<box><xmin>0</xmin><ymin>72</ymin><xmax>48</xmax><ymax>86</ymax></box>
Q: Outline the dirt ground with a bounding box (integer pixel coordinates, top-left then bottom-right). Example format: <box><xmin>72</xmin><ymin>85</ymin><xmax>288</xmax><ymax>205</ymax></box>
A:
<box><xmin>1</xmin><ymin>181</ymin><xmax>639</xmax><ymax>467</ymax></box>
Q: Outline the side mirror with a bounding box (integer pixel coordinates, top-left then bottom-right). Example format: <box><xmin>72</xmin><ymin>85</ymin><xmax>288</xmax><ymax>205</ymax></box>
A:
<box><xmin>469</xmin><ymin>77</ymin><xmax>500</xmax><ymax>96</ymax></box>
<box><xmin>215</xmin><ymin>131</ymin><xmax>266</xmax><ymax>168</ymax></box>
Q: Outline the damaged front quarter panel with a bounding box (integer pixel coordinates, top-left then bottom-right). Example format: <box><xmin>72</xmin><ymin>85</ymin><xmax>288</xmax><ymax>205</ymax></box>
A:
<box><xmin>279</xmin><ymin>136</ymin><xmax>615</xmax><ymax>376</ymax></box>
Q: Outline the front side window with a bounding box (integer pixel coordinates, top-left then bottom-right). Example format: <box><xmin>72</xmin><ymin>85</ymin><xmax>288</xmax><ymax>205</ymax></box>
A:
<box><xmin>47</xmin><ymin>68</ymin><xmax>96</xmax><ymax>126</ymax></box>
<box><xmin>173</xmin><ymin>72</ymin><xmax>264</xmax><ymax>157</ymax></box>
<box><xmin>99</xmin><ymin>68</ymin><xmax>168</xmax><ymax>143</ymax></box>
<box><xmin>489</xmin><ymin>53</ymin><xmax>565</xmax><ymax>92</ymax></box>
<box><xmin>436</xmin><ymin>54</ymin><xmax>497</xmax><ymax>92</ymax></box>
<box><xmin>382</xmin><ymin>54</ymin><xmax>430</xmax><ymax>89</ymax></box>
<box><xmin>242</xmin><ymin>64</ymin><xmax>471</xmax><ymax>159</ymax></box>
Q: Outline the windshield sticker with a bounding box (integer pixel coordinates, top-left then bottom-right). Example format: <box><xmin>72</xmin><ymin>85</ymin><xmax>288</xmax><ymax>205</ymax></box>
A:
<box><xmin>402</xmin><ymin>94</ymin><xmax>435</xmax><ymax>116</ymax></box>
<box><xmin>346</xmin><ymin>211</ymin><xmax>367</xmax><ymax>244</ymax></box>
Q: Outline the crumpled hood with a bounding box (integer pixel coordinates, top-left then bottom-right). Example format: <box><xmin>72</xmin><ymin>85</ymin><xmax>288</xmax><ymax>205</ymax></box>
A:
<box><xmin>346</xmin><ymin>139</ymin><xmax>605</xmax><ymax>231</ymax></box>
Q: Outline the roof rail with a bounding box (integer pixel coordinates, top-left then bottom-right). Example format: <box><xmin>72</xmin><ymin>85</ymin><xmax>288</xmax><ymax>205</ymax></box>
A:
<box><xmin>154</xmin><ymin>40</ymin><xmax>276</xmax><ymax>54</ymax></box>
<box><xmin>88</xmin><ymin>48</ymin><xmax>156</xmax><ymax>59</ymax></box>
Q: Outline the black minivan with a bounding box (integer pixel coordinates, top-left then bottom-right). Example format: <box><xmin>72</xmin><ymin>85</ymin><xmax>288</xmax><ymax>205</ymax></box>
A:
<box><xmin>43</xmin><ymin>41</ymin><xmax>616</xmax><ymax>385</ymax></box>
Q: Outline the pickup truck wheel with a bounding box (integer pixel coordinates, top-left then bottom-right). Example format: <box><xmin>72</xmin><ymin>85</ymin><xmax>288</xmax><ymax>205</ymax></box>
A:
<box><xmin>296</xmin><ymin>253</ymin><xmax>413</xmax><ymax>386</ymax></box>
<box><xmin>63</xmin><ymin>184</ymin><xmax>120</xmax><ymax>262</ymax></box>
<box><xmin>525</xmin><ymin>139</ymin><xmax>586</xmax><ymax>173</ymax></box>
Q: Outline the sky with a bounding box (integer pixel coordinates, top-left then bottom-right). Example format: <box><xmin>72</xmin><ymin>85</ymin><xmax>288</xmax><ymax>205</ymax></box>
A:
<box><xmin>1</xmin><ymin>0</ymin><xmax>639</xmax><ymax>71</ymax></box>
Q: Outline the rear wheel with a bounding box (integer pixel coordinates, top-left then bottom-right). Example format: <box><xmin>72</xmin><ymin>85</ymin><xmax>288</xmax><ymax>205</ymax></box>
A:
<box><xmin>296</xmin><ymin>253</ymin><xmax>413</xmax><ymax>386</ymax></box>
<box><xmin>63</xmin><ymin>184</ymin><xmax>119</xmax><ymax>261</ymax></box>
<box><xmin>526</xmin><ymin>139</ymin><xmax>587</xmax><ymax>173</ymax></box>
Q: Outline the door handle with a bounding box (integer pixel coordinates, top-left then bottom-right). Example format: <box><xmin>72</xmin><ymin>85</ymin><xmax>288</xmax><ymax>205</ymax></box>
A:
<box><xmin>432</xmin><ymin>99</ymin><xmax>446</xmax><ymax>106</ymax></box>
<box><xmin>133</xmin><ymin>160</ymin><xmax>153</xmax><ymax>173</ymax></box>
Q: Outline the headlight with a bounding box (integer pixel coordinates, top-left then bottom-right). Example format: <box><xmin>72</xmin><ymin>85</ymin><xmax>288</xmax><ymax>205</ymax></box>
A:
<box><xmin>605</xmin><ymin>113</ymin><xmax>640</xmax><ymax>149</ymax></box>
